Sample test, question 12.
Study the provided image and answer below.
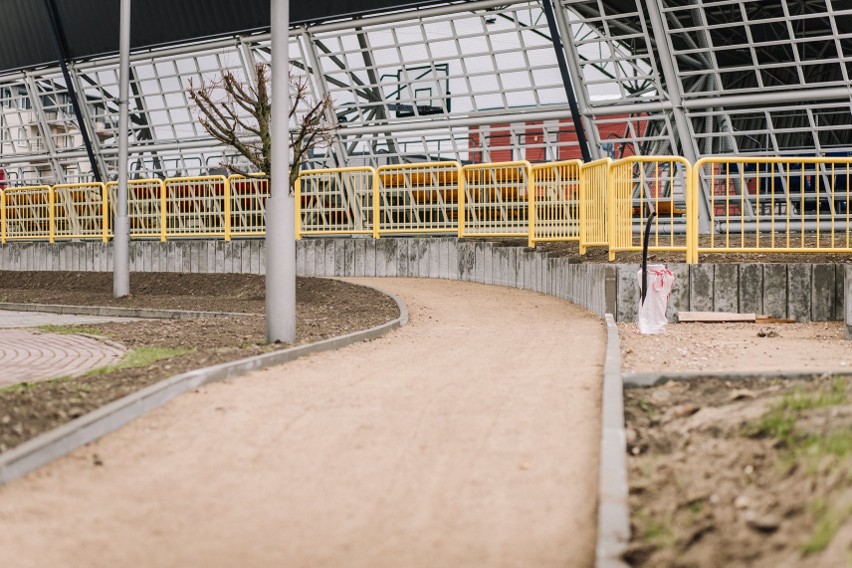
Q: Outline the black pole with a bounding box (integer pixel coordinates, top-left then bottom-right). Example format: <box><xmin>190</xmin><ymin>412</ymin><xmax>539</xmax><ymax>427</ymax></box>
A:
<box><xmin>541</xmin><ymin>0</ymin><xmax>591</xmax><ymax>163</ymax></box>
<box><xmin>641</xmin><ymin>211</ymin><xmax>656</xmax><ymax>306</ymax></box>
<box><xmin>42</xmin><ymin>0</ymin><xmax>102</xmax><ymax>182</ymax></box>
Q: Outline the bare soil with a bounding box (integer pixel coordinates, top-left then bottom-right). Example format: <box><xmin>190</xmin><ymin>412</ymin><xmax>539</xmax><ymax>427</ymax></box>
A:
<box><xmin>623</xmin><ymin>374</ymin><xmax>852</xmax><ymax>568</ymax></box>
<box><xmin>621</xmin><ymin>318</ymin><xmax>852</xmax><ymax>567</ymax></box>
<box><xmin>0</xmin><ymin>272</ymin><xmax>399</xmax><ymax>453</ymax></box>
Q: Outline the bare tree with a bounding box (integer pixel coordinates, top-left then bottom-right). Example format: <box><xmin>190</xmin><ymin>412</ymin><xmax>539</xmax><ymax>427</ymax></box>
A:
<box><xmin>189</xmin><ymin>63</ymin><xmax>335</xmax><ymax>190</ymax></box>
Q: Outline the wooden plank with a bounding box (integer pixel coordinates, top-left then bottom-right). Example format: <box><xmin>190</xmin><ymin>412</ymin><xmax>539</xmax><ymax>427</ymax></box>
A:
<box><xmin>677</xmin><ymin>311</ymin><xmax>757</xmax><ymax>323</ymax></box>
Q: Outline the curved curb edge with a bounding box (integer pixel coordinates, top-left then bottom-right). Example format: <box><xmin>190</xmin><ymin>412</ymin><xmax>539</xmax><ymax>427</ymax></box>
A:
<box><xmin>0</xmin><ymin>302</ymin><xmax>252</xmax><ymax>320</ymax></box>
<box><xmin>595</xmin><ymin>314</ymin><xmax>631</xmax><ymax>568</ymax></box>
<box><xmin>0</xmin><ymin>288</ymin><xmax>408</xmax><ymax>487</ymax></box>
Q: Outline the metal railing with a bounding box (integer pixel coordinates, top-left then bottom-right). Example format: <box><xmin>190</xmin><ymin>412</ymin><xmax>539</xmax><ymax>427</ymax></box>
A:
<box><xmin>579</xmin><ymin>158</ymin><xmax>611</xmax><ymax>255</ymax></box>
<box><xmin>609</xmin><ymin>156</ymin><xmax>691</xmax><ymax>262</ymax></box>
<box><xmin>693</xmin><ymin>156</ymin><xmax>852</xmax><ymax>261</ymax></box>
<box><xmin>375</xmin><ymin>162</ymin><xmax>459</xmax><ymax>237</ymax></box>
<box><xmin>529</xmin><ymin>160</ymin><xmax>582</xmax><ymax>248</ymax></box>
<box><xmin>460</xmin><ymin>160</ymin><xmax>531</xmax><ymax>237</ymax></box>
<box><xmin>2</xmin><ymin>185</ymin><xmax>53</xmax><ymax>243</ymax></box>
<box><xmin>3</xmin><ymin>157</ymin><xmax>852</xmax><ymax>266</ymax></box>
<box><xmin>297</xmin><ymin>167</ymin><xmax>373</xmax><ymax>237</ymax></box>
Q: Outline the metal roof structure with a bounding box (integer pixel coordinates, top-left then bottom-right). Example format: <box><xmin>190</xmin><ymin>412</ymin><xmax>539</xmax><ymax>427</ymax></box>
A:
<box><xmin>1</xmin><ymin>0</ymin><xmax>851</xmax><ymax>220</ymax></box>
<box><xmin>0</xmin><ymin>0</ymin><xmax>454</xmax><ymax>72</ymax></box>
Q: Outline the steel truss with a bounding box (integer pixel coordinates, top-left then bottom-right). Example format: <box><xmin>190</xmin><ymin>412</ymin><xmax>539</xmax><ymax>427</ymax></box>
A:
<box><xmin>0</xmin><ymin>0</ymin><xmax>849</xmax><ymax>220</ymax></box>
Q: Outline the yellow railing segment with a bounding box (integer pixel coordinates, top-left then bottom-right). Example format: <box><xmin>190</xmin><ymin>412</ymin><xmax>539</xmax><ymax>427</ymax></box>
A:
<box><xmin>374</xmin><ymin>162</ymin><xmax>461</xmax><ymax>237</ymax></box>
<box><xmin>163</xmin><ymin>175</ymin><xmax>228</xmax><ymax>239</ymax></box>
<box><xmin>693</xmin><ymin>156</ymin><xmax>852</xmax><ymax>259</ymax></box>
<box><xmin>106</xmin><ymin>179</ymin><xmax>166</xmax><ymax>241</ymax></box>
<box><xmin>3</xmin><ymin>186</ymin><xmax>53</xmax><ymax>242</ymax></box>
<box><xmin>461</xmin><ymin>161</ymin><xmax>531</xmax><ymax>237</ymax></box>
<box><xmin>229</xmin><ymin>175</ymin><xmax>269</xmax><ymax>238</ymax></box>
<box><xmin>579</xmin><ymin>158</ymin><xmax>611</xmax><ymax>254</ymax></box>
<box><xmin>529</xmin><ymin>160</ymin><xmax>582</xmax><ymax>248</ymax></box>
<box><xmin>51</xmin><ymin>183</ymin><xmax>109</xmax><ymax>242</ymax></box>
<box><xmin>608</xmin><ymin>156</ymin><xmax>692</xmax><ymax>262</ymax></box>
<box><xmin>297</xmin><ymin>167</ymin><xmax>374</xmax><ymax>237</ymax></box>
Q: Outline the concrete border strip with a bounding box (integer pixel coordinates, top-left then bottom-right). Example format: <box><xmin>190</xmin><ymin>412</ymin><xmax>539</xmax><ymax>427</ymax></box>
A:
<box><xmin>596</xmin><ymin>314</ymin><xmax>631</xmax><ymax>568</ymax></box>
<box><xmin>624</xmin><ymin>368</ymin><xmax>852</xmax><ymax>387</ymax></box>
<box><xmin>0</xmin><ymin>288</ymin><xmax>408</xmax><ymax>486</ymax></box>
<box><xmin>0</xmin><ymin>302</ymin><xmax>252</xmax><ymax>320</ymax></box>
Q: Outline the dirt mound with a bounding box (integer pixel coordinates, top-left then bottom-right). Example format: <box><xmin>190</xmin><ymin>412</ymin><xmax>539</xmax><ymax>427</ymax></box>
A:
<box><xmin>624</xmin><ymin>375</ymin><xmax>852</xmax><ymax>567</ymax></box>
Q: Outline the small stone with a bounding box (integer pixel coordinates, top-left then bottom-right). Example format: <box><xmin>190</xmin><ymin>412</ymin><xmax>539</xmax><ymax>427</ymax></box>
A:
<box><xmin>710</xmin><ymin>494</ymin><xmax>720</xmax><ymax>505</ymax></box>
<box><xmin>745</xmin><ymin>512</ymin><xmax>781</xmax><ymax>533</ymax></box>
<box><xmin>665</xmin><ymin>403</ymin><xmax>701</xmax><ymax>420</ymax></box>
<box><xmin>631</xmin><ymin>446</ymin><xmax>642</xmax><ymax>456</ymax></box>
<box><xmin>734</xmin><ymin>495</ymin><xmax>751</xmax><ymax>509</ymax></box>
<box><xmin>93</xmin><ymin>454</ymin><xmax>104</xmax><ymax>467</ymax></box>
<box><xmin>625</xmin><ymin>428</ymin><xmax>639</xmax><ymax>444</ymax></box>
<box><xmin>744</xmin><ymin>464</ymin><xmax>755</xmax><ymax>475</ymax></box>
<box><xmin>729</xmin><ymin>389</ymin><xmax>757</xmax><ymax>401</ymax></box>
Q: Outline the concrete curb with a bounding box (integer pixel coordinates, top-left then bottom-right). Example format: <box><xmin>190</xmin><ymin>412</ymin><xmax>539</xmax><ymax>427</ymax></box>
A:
<box><xmin>0</xmin><ymin>288</ymin><xmax>408</xmax><ymax>486</ymax></box>
<box><xmin>596</xmin><ymin>314</ymin><xmax>631</xmax><ymax>568</ymax></box>
<box><xmin>624</xmin><ymin>368</ymin><xmax>852</xmax><ymax>387</ymax></box>
<box><xmin>0</xmin><ymin>302</ymin><xmax>252</xmax><ymax>320</ymax></box>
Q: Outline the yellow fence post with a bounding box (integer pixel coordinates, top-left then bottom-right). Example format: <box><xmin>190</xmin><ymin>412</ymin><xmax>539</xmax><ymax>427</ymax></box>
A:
<box><xmin>457</xmin><ymin>162</ymin><xmax>465</xmax><ymax>239</ymax></box>
<box><xmin>160</xmin><ymin>179</ymin><xmax>167</xmax><ymax>242</ymax></box>
<box><xmin>102</xmin><ymin>182</ymin><xmax>109</xmax><ymax>243</ymax></box>
<box><xmin>372</xmin><ymin>169</ymin><xmax>380</xmax><ymax>239</ymax></box>
<box><xmin>294</xmin><ymin>175</ymin><xmax>302</xmax><ymax>240</ymax></box>
<box><xmin>47</xmin><ymin>186</ymin><xmax>55</xmax><ymax>244</ymax></box>
<box><xmin>224</xmin><ymin>176</ymin><xmax>232</xmax><ymax>241</ymax></box>
<box><xmin>0</xmin><ymin>190</ymin><xmax>5</xmax><ymax>245</ymax></box>
<box><xmin>606</xmin><ymin>163</ymin><xmax>616</xmax><ymax>261</ymax></box>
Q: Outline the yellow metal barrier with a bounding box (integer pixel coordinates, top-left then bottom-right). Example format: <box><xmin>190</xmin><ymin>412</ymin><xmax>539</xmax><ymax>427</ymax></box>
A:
<box><xmin>608</xmin><ymin>156</ymin><xmax>692</xmax><ymax>262</ymax></box>
<box><xmin>229</xmin><ymin>175</ymin><xmax>268</xmax><ymax>238</ymax></box>
<box><xmin>163</xmin><ymin>175</ymin><xmax>228</xmax><ymax>239</ymax></box>
<box><xmin>297</xmin><ymin>167</ymin><xmax>374</xmax><ymax>237</ymax></box>
<box><xmin>529</xmin><ymin>160</ymin><xmax>582</xmax><ymax>248</ymax></box>
<box><xmin>693</xmin><ymin>156</ymin><xmax>852</xmax><ymax>260</ymax></box>
<box><xmin>374</xmin><ymin>162</ymin><xmax>461</xmax><ymax>237</ymax></box>
<box><xmin>579</xmin><ymin>158</ymin><xmax>611</xmax><ymax>254</ymax></box>
<box><xmin>52</xmin><ymin>182</ymin><xmax>108</xmax><ymax>242</ymax></box>
<box><xmin>461</xmin><ymin>160</ymin><xmax>531</xmax><ymax>237</ymax></box>
<box><xmin>2</xmin><ymin>185</ymin><xmax>53</xmax><ymax>242</ymax></box>
<box><xmin>106</xmin><ymin>179</ymin><xmax>167</xmax><ymax>241</ymax></box>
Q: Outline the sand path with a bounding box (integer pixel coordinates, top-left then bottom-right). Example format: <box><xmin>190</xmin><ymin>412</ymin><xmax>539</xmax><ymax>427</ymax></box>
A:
<box><xmin>0</xmin><ymin>278</ymin><xmax>605</xmax><ymax>568</ymax></box>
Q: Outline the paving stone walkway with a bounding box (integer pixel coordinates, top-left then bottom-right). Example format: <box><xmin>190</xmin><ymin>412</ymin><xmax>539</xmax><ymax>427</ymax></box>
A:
<box><xmin>0</xmin><ymin>311</ymin><xmax>128</xmax><ymax>386</ymax></box>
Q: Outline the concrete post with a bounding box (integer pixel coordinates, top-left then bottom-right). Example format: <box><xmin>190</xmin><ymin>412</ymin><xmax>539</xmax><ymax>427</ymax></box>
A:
<box><xmin>266</xmin><ymin>0</ymin><xmax>296</xmax><ymax>343</ymax></box>
<box><xmin>113</xmin><ymin>0</ymin><xmax>130</xmax><ymax>298</ymax></box>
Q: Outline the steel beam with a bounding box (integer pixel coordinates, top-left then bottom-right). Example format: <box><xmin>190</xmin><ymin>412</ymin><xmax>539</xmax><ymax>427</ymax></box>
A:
<box><xmin>42</xmin><ymin>0</ymin><xmax>102</xmax><ymax>182</ymax></box>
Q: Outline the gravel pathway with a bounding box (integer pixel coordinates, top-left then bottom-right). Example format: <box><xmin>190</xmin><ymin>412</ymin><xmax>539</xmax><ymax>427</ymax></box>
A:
<box><xmin>0</xmin><ymin>278</ymin><xmax>605</xmax><ymax>568</ymax></box>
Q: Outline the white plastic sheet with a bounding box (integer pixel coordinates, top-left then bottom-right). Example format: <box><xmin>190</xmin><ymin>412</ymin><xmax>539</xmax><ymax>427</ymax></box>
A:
<box><xmin>637</xmin><ymin>264</ymin><xmax>675</xmax><ymax>334</ymax></box>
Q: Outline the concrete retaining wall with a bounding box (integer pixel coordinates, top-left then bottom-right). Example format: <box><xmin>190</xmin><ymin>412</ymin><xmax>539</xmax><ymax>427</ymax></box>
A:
<box><xmin>0</xmin><ymin>239</ymin><xmax>845</xmax><ymax>322</ymax></box>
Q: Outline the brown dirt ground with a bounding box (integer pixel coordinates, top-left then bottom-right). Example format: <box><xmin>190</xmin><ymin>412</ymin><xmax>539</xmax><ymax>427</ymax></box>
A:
<box><xmin>0</xmin><ymin>272</ymin><xmax>399</xmax><ymax>453</ymax></box>
<box><xmin>623</xmin><ymin>375</ymin><xmax>852</xmax><ymax>568</ymax></box>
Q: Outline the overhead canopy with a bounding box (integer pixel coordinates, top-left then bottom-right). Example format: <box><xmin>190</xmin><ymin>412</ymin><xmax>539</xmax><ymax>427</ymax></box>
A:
<box><xmin>0</xmin><ymin>0</ymin><xmax>454</xmax><ymax>74</ymax></box>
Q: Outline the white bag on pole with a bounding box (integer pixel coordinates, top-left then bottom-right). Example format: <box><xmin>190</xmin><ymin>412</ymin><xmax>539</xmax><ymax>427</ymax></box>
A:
<box><xmin>637</xmin><ymin>264</ymin><xmax>675</xmax><ymax>334</ymax></box>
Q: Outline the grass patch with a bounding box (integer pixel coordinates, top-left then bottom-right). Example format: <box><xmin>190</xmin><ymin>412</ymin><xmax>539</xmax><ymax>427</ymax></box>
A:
<box><xmin>803</xmin><ymin>499</ymin><xmax>846</xmax><ymax>555</ymax></box>
<box><xmin>36</xmin><ymin>324</ymin><xmax>105</xmax><ymax>336</ymax></box>
<box><xmin>745</xmin><ymin>378</ymin><xmax>848</xmax><ymax>447</ymax></box>
<box><xmin>86</xmin><ymin>347</ymin><xmax>192</xmax><ymax>376</ymax></box>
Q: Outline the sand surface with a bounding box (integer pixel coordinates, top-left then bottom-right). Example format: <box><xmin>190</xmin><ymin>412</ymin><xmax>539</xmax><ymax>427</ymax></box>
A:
<box><xmin>0</xmin><ymin>278</ymin><xmax>605</xmax><ymax>568</ymax></box>
<box><xmin>620</xmin><ymin>320</ymin><xmax>852</xmax><ymax>375</ymax></box>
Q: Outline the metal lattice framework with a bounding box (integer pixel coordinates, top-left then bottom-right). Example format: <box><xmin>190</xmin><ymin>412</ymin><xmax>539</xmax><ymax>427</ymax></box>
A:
<box><xmin>1</xmin><ymin>0</ymin><xmax>851</xmax><ymax>229</ymax></box>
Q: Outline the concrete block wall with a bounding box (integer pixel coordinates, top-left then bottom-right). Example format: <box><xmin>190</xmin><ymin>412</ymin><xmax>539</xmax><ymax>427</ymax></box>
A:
<box><xmin>0</xmin><ymin>239</ymin><xmax>845</xmax><ymax>323</ymax></box>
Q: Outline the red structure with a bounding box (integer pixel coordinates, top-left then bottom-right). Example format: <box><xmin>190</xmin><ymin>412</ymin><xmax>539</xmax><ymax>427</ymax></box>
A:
<box><xmin>468</xmin><ymin>114</ymin><xmax>647</xmax><ymax>163</ymax></box>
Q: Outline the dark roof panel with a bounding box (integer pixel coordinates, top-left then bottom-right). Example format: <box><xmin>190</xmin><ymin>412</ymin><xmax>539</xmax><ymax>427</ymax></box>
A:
<box><xmin>0</xmin><ymin>0</ymin><xmax>453</xmax><ymax>74</ymax></box>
